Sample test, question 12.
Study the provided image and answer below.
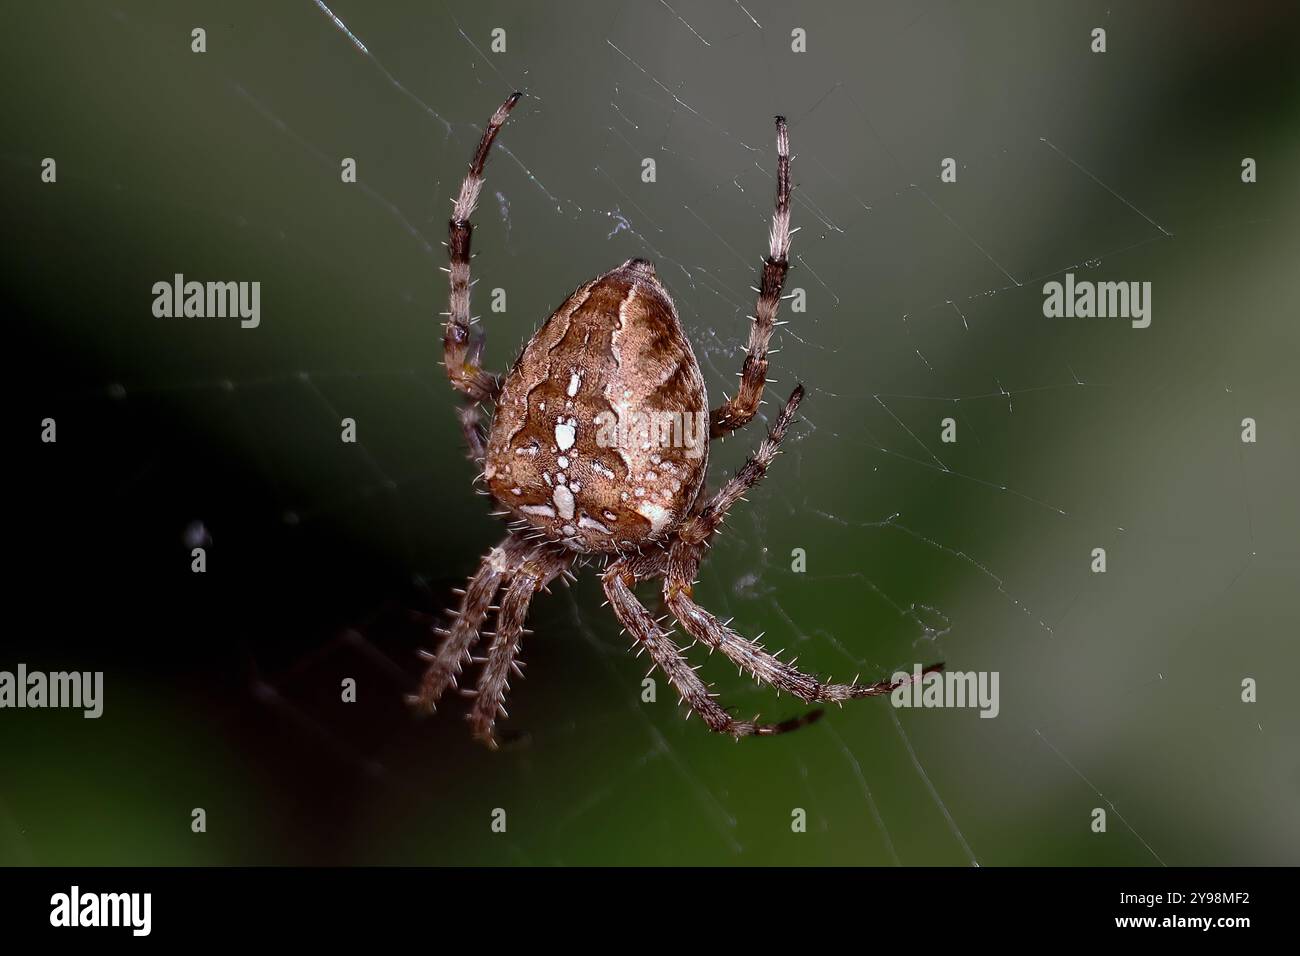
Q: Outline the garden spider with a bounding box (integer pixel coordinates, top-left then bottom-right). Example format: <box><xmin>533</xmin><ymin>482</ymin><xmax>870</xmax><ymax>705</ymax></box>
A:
<box><xmin>415</xmin><ymin>93</ymin><xmax>936</xmax><ymax>747</ymax></box>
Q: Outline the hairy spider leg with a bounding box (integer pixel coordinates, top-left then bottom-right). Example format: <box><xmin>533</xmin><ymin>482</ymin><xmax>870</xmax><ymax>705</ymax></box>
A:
<box><xmin>469</xmin><ymin>545</ymin><xmax>571</xmax><ymax>747</ymax></box>
<box><xmin>412</xmin><ymin>536</ymin><xmax>530</xmax><ymax>712</ymax></box>
<box><xmin>673</xmin><ymin>387</ymin><xmax>942</xmax><ymax>729</ymax></box>
<box><xmin>709</xmin><ymin>115</ymin><xmax>793</xmax><ymax>440</ymax></box>
<box><xmin>602</xmin><ymin>561</ymin><xmax>819</xmax><ymax>737</ymax></box>
<box><xmin>443</xmin><ymin>91</ymin><xmax>522</xmax><ymax>462</ymax></box>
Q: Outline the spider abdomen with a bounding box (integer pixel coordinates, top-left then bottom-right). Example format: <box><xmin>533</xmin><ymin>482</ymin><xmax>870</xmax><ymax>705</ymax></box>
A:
<box><xmin>483</xmin><ymin>258</ymin><xmax>709</xmax><ymax>553</ymax></box>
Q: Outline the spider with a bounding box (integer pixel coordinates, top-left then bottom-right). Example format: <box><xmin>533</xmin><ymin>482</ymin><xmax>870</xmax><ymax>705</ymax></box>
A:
<box><xmin>415</xmin><ymin>92</ymin><xmax>937</xmax><ymax>747</ymax></box>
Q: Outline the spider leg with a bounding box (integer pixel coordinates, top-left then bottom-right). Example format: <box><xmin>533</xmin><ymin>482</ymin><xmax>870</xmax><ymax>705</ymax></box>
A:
<box><xmin>679</xmin><ymin>384</ymin><xmax>803</xmax><ymax>547</ymax></box>
<box><xmin>411</xmin><ymin>536</ymin><xmax>528</xmax><ymax>712</ymax></box>
<box><xmin>469</xmin><ymin>546</ymin><xmax>571</xmax><ymax>748</ymax></box>
<box><xmin>443</xmin><ymin>91</ymin><xmax>521</xmax><ymax>461</ymax></box>
<box><xmin>673</xmin><ymin>383</ymin><xmax>942</xmax><ymax>708</ymax></box>
<box><xmin>709</xmin><ymin>115</ymin><xmax>792</xmax><ymax>440</ymax></box>
<box><xmin>665</xmin><ymin>582</ymin><xmax>942</xmax><ymax>704</ymax></box>
<box><xmin>602</xmin><ymin>561</ymin><xmax>818</xmax><ymax>737</ymax></box>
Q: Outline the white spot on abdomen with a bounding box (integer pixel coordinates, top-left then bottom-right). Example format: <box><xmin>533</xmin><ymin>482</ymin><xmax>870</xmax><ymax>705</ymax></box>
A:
<box><xmin>555</xmin><ymin>419</ymin><xmax>576</xmax><ymax>451</ymax></box>
<box><xmin>567</xmin><ymin>371</ymin><xmax>582</xmax><ymax>397</ymax></box>
<box><xmin>636</xmin><ymin>502</ymin><xmax>672</xmax><ymax>535</ymax></box>
<box><xmin>553</xmin><ymin>484</ymin><xmax>575</xmax><ymax>519</ymax></box>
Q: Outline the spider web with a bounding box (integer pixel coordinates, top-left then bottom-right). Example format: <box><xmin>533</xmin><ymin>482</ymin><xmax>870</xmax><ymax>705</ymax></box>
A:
<box><xmin>5</xmin><ymin>0</ymin><xmax>1299</xmax><ymax>866</ymax></box>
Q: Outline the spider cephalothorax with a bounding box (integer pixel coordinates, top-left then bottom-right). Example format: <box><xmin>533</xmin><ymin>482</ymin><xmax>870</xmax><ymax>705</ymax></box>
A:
<box><xmin>417</xmin><ymin>93</ymin><xmax>937</xmax><ymax>748</ymax></box>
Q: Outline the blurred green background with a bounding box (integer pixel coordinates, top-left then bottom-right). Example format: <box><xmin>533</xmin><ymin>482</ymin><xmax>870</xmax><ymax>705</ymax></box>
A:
<box><xmin>3</xmin><ymin>0</ymin><xmax>1298</xmax><ymax>865</ymax></box>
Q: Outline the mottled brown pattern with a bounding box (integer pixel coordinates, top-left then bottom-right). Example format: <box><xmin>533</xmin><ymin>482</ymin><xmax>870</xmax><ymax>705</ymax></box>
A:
<box><xmin>483</xmin><ymin>260</ymin><xmax>709</xmax><ymax>554</ymax></box>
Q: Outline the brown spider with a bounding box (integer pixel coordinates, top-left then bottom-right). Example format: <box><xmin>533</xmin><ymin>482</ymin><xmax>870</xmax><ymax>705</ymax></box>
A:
<box><xmin>416</xmin><ymin>92</ymin><xmax>937</xmax><ymax>748</ymax></box>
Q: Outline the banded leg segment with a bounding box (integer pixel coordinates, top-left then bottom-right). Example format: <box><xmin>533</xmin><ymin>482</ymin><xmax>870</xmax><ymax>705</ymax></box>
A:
<box><xmin>443</xmin><ymin>92</ymin><xmax>521</xmax><ymax>458</ymax></box>
<box><xmin>672</xmin><ymin>377</ymin><xmax>940</xmax><ymax>713</ymax></box>
<box><xmin>710</xmin><ymin>115</ymin><xmax>793</xmax><ymax>439</ymax></box>
<box><xmin>603</xmin><ymin>562</ymin><xmax>818</xmax><ymax>738</ymax></box>
<box><xmin>680</xmin><ymin>384</ymin><xmax>803</xmax><ymax>546</ymax></box>
<box><xmin>412</xmin><ymin>537</ymin><xmax>528</xmax><ymax>712</ymax></box>
<box><xmin>666</xmin><ymin>584</ymin><xmax>941</xmax><ymax>704</ymax></box>
<box><xmin>469</xmin><ymin>546</ymin><xmax>571</xmax><ymax>747</ymax></box>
